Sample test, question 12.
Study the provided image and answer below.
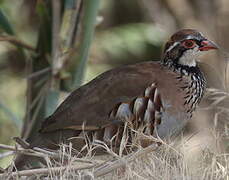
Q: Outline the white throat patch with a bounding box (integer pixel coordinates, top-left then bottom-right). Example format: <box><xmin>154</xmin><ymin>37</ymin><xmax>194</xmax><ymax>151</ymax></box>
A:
<box><xmin>179</xmin><ymin>47</ymin><xmax>200</xmax><ymax>67</ymax></box>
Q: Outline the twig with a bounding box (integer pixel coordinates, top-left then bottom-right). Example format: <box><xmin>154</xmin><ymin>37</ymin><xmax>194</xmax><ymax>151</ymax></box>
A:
<box><xmin>22</xmin><ymin>56</ymin><xmax>33</xmax><ymax>139</ymax></box>
<box><xmin>0</xmin><ymin>151</ymin><xmax>14</xmax><ymax>160</ymax></box>
<box><xmin>0</xmin><ymin>163</ymin><xmax>95</xmax><ymax>178</ymax></box>
<box><xmin>0</xmin><ymin>35</ymin><xmax>35</xmax><ymax>51</ymax></box>
<box><xmin>0</xmin><ymin>143</ymin><xmax>101</xmax><ymax>164</ymax></box>
<box><xmin>26</xmin><ymin>67</ymin><xmax>51</xmax><ymax>80</ymax></box>
<box><xmin>0</xmin><ymin>141</ymin><xmax>158</xmax><ymax>178</ymax></box>
<box><xmin>94</xmin><ymin>144</ymin><xmax>159</xmax><ymax>178</ymax></box>
<box><xmin>0</xmin><ymin>143</ymin><xmax>56</xmax><ymax>159</ymax></box>
<box><xmin>65</xmin><ymin>0</ymin><xmax>83</xmax><ymax>48</ymax></box>
<box><xmin>0</xmin><ymin>144</ymin><xmax>24</xmax><ymax>151</ymax></box>
<box><xmin>0</xmin><ymin>144</ymin><xmax>49</xmax><ymax>158</ymax></box>
<box><xmin>29</xmin><ymin>81</ymin><xmax>48</xmax><ymax>110</ymax></box>
<box><xmin>13</xmin><ymin>137</ymin><xmax>30</xmax><ymax>149</ymax></box>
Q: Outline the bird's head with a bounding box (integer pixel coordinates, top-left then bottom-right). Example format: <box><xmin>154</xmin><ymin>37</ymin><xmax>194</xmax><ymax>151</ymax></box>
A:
<box><xmin>162</xmin><ymin>29</ymin><xmax>218</xmax><ymax>67</ymax></box>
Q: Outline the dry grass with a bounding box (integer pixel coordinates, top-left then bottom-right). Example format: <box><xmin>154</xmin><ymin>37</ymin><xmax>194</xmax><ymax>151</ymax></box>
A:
<box><xmin>1</xmin><ymin>88</ymin><xmax>229</xmax><ymax>179</ymax></box>
<box><xmin>3</xmin><ymin>140</ymin><xmax>228</xmax><ymax>180</ymax></box>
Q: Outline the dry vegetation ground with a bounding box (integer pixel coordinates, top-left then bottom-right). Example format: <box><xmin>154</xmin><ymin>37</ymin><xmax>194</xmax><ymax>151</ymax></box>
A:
<box><xmin>0</xmin><ymin>88</ymin><xmax>228</xmax><ymax>180</ymax></box>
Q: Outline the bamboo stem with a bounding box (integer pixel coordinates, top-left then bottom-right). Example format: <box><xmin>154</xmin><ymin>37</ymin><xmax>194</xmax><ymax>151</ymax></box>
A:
<box><xmin>70</xmin><ymin>0</ymin><xmax>100</xmax><ymax>89</ymax></box>
<box><xmin>51</xmin><ymin>0</ymin><xmax>62</xmax><ymax>77</ymax></box>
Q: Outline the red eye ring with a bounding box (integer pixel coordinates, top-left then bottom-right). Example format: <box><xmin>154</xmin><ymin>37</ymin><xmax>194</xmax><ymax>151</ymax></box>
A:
<box><xmin>182</xmin><ymin>39</ymin><xmax>196</xmax><ymax>48</ymax></box>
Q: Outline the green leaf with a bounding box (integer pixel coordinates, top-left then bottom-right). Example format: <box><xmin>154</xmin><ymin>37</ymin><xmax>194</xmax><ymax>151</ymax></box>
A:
<box><xmin>45</xmin><ymin>90</ymin><xmax>60</xmax><ymax>117</ymax></box>
<box><xmin>0</xmin><ymin>101</ymin><xmax>22</xmax><ymax>130</ymax></box>
<box><xmin>0</xmin><ymin>9</ymin><xmax>14</xmax><ymax>35</ymax></box>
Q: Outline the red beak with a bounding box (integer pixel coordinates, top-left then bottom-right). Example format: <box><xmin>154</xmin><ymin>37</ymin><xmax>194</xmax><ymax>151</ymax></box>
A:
<box><xmin>199</xmin><ymin>40</ymin><xmax>218</xmax><ymax>51</ymax></box>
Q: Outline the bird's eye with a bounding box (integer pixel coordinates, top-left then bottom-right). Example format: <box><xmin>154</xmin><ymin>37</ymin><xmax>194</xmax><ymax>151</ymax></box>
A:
<box><xmin>182</xmin><ymin>40</ymin><xmax>196</xmax><ymax>48</ymax></box>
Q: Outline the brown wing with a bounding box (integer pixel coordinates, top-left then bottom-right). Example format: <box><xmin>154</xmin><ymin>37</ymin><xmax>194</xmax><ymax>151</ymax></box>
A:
<box><xmin>40</xmin><ymin>62</ymin><xmax>167</xmax><ymax>133</ymax></box>
<box><xmin>103</xmin><ymin>82</ymin><xmax>163</xmax><ymax>139</ymax></box>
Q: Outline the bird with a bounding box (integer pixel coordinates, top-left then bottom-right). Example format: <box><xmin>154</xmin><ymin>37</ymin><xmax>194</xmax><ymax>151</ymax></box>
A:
<box><xmin>13</xmin><ymin>29</ymin><xmax>218</xmax><ymax>169</ymax></box>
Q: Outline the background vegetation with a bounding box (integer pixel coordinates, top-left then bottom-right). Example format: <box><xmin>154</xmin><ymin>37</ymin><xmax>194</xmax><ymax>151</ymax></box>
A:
<box><xmin>0</xmin><ymin>0</ymin><xmax>228</xmax><ymax>179</ymax></box>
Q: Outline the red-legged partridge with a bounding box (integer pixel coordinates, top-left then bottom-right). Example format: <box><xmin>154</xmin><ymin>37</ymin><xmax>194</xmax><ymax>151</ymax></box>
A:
<box><xmin>14</xmin><ymin>29</ymin><xmax>218</xmax><ymax>169</ymax></box>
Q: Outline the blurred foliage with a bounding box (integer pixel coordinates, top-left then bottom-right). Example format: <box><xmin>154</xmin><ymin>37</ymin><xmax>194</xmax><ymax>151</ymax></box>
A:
<box><xmin>0</xmin><ymin>9</ymin><xmax>14</xmax><ymax>35</ymax></box>
<box><xmin>22</xmin><ymin>0</ymin><xmax>100</xmax><ymax>143</ymax></box>
<box><xmin>0</xmin><ymin>0</ymin><xmax>101</xmax><ymax>168</ymax></box>
<box><xmin>92</xmin><ymin>23</ymin><xmax>165</xmax><ymax>65</ymax></box>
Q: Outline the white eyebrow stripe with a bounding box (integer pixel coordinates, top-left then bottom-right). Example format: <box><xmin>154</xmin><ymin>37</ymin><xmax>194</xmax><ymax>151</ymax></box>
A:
<box><xmin>199</xmin><ymin>32</ymin><xmax>204</xmax><ymax>37</ymax></box>
<box><xmin>165</xmin><ymin>42</ymin><xmax>179</xmax><ymax>53</ymax></box>
<box><xmin>186</xmin><ymin>35</ymin><xmax>193</xmax><ymax>40</ymax></box>
<box><xmin>186</xmin><ymin>34</ymin><xmax>204</xmax><ymax>41</ymax></box>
